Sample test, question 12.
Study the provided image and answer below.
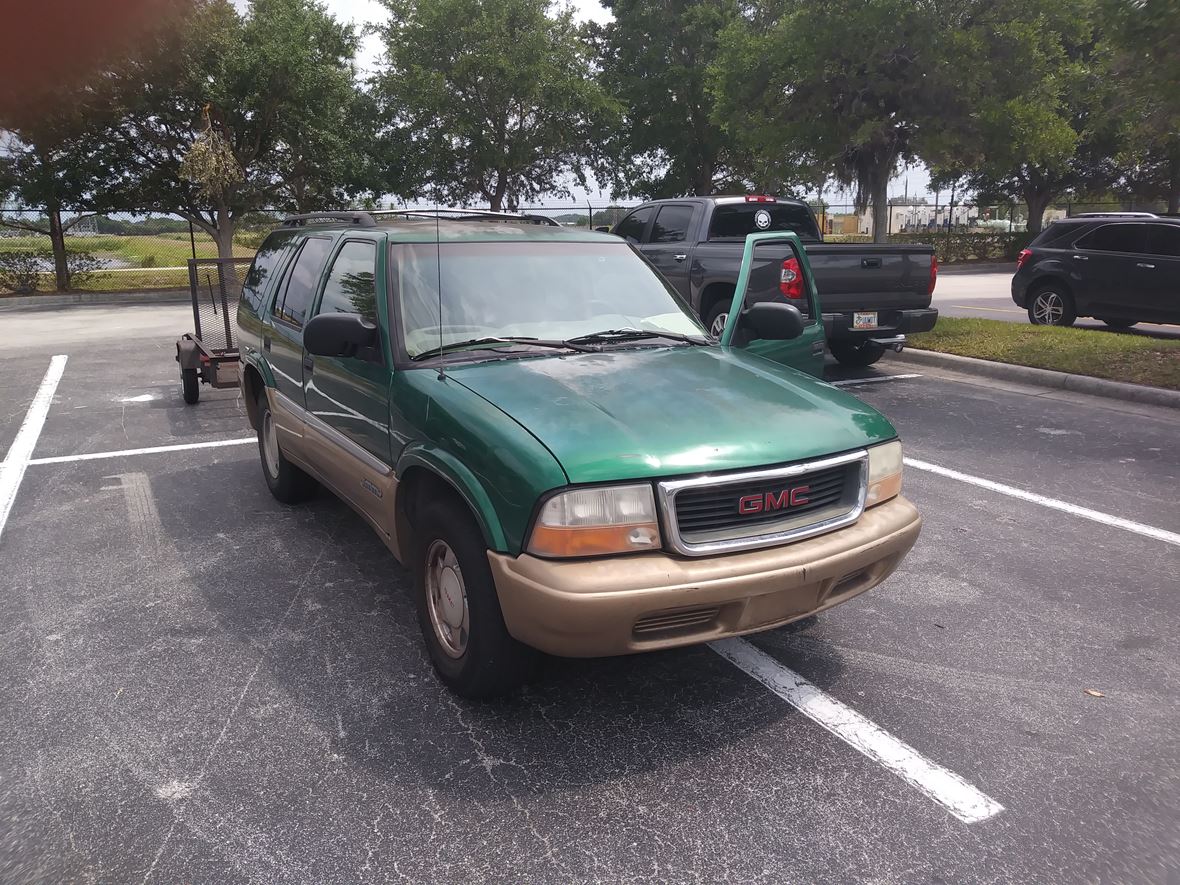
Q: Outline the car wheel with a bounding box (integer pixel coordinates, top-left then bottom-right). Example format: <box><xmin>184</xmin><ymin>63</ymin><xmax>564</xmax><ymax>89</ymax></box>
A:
<box><xmin>830</xmin><ymin>339</ymin><xmax>886</xmax><ymax>367</ymax></box>
<box><xmin>181</xmin><ymin>368</ymin><xmax>199</xmax><ymax>405</ymax></box>
<box><xmin>1100</xmin><ymin>317</ymin><xmax>1137</xmax><ymax>329</ymax></box>
<box><xmin>703</xmin><ymin>301</ymin><xmax>730</xmax><ymax>339</ymax></box>
<box><xmin>1027</xmin><ymin>285</ymin><xmax>1076</xmax><ymax>326</ymax></box>
<box><xmin>255</xmin><ymin>387</ymin><xmax>316</xmax><ymax>504</ymax></box>
<box><xmin>413</xmin><ymin>496</ymin><xmax>534</xmax><ymax>699</ymax></box>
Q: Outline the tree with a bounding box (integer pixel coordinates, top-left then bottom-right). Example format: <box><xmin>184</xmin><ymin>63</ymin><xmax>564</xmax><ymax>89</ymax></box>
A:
<box><xmin>594</xmin><ymin>0</ymin><xmax>752</xmax><ymax>198</ymax></box>
<box><xmin>372</xmin><ymin>0</ymin><xmax>615</xmax><ymax>211</ymax></box>
<box><xmin>1105</xmin><ymin>0</ymin><xmax>1180</xmax><ymax>213</ymax></box>
<box><xmin>710</xmin><ymin>0</ymin><xmax>969</xmax><ymax>242</ymax></box>
<box><xmin>0</xmin><ymin>103</ymin><xmax>117</xmax><ymax>290</ymax></box>
<box><xmin>924</xmin><ymin>0</ymin><xmax>1118</xmax><ymax>233</ymax></box>
<box><xmin>104</xmin><ymin>0</ymin><xmax>371</xmax><ymax>259</ymax></box>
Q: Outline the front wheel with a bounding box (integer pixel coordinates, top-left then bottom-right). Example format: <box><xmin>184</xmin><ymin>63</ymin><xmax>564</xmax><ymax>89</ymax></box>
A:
<box><xmin>1027</xmin><ymin>286</ymin><xmax>1076</xmax><ymax>326</ymax></box>
<box><xmin>830</xmin><ymin>339</ymin><xmax>886</xmax><ymax>367</ymax></box>
<box><xmin>413</xmin><ymin>497</ymin><xmax>534</xmax><ymax>698</ymax></box>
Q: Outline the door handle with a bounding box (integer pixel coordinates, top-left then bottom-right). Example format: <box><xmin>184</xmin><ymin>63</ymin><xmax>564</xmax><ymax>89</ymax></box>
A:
<box><xmin>302</xmin><ymin>354</ymin><xmax>314</xmax><ymax>373</ymax></box>
<box><xmin>861</xmin><ymin>258</ymin><xmax>882</xmax><ymax>269</ymax></box>
<box><xmin>263</xmin><ymin>334</ymin><xmax>271</xmax><ymax>350</ymax></box>
<box><xmin>674</xmin><ymin>254</ymin><xmax>687</xmax><ymax>262</ymax></box>
<box><xmin>1072</xmin><ymin>255</ymin><xmax>1089</xmax><ymax>261</ymax></box>
<box><xmin>1136</xmin><ymin>262</ymin><xmax>1156</xmax><ymax>269</ymax></box>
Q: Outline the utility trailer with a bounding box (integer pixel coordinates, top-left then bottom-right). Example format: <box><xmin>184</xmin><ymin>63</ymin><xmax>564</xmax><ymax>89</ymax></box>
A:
<box><xmin>175</xmin><ymin>257</ymin><xmax>253</xmax><ymax>404</ymax></box>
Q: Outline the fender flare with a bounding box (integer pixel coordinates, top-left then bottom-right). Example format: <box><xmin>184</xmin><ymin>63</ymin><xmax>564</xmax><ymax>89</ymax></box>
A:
<box><xmin>395</xmin><ymin>445</ymin><xmax>508</xmax><ymax>552</ymax></box>
<box><xmin>175</xmin><ymin>335</ymin><xmax>202</xmax><ymax>371</ymax></box>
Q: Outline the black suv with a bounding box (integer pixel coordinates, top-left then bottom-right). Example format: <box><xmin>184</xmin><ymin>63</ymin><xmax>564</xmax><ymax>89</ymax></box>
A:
<box><xmin>1012</xmin><ymin>213</ymin><xmax>1180</xmax><ymax>328</ymax></box>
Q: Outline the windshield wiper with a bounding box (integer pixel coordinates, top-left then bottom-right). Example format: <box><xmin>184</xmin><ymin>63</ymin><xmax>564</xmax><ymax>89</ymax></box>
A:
<box><xmin>410</xmin><ymin>336</ymin><xmax>593</xmax><ymax>361</ymax></box>
<box><xmin>564</xmin><ymin>328</ymin><xmax>708</xmax><ymax>346</ymax></box>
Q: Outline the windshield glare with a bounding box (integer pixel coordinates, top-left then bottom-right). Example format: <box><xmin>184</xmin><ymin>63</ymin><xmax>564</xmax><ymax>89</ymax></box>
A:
<box><xmin>394</xmin><ymin>242</ymin><xmax>706</xmax><ymax>358</ymax></box>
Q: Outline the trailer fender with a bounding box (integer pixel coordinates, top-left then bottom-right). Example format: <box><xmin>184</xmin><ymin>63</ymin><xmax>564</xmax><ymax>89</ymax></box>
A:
<box><xmin>176</xmin><ymin>335</ymin><xmax>202</xmax><ymax>371</ymax></box>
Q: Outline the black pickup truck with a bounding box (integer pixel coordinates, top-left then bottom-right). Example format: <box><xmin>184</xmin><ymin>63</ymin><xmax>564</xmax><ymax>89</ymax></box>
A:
<box><xmin>610</xmin><ymin>196</ymin><xmax>939</xmax><ymax>366</ymax></box>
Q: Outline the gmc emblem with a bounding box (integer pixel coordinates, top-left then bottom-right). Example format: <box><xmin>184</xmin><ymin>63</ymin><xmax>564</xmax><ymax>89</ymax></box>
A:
<box><xmin>738</xmin><ymin>486</ymin><xmax>810</xmax><ymax>514</ymax></box>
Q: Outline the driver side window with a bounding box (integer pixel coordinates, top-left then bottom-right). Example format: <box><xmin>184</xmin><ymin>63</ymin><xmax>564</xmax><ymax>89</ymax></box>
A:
<box><xmin>318</xmin><ymin>240</ymin><xmax>378</xmax><ymax>323</ymax></box>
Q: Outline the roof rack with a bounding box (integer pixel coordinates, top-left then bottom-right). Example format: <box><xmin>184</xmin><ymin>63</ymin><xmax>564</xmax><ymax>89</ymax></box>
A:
<box><xmin>1067</xmin><ymin>211</ymin><xmax>1158</xmax><ymax>219</ymax></box>
<box><xmin>370</xmin><ymin>208</ymin><xmax>560</xmax><ymax>227</ymax></box>
<box><xmin>281</xmin><ymin>211</ymin><xmax>376</xmax><ymax>228</ymax></box>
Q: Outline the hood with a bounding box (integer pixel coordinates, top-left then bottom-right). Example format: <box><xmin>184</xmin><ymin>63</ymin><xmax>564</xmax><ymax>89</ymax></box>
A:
<box><xmin>446</xmin><ymin>346</ymin><xmax>896</xmax><ymax>484</ymax></box>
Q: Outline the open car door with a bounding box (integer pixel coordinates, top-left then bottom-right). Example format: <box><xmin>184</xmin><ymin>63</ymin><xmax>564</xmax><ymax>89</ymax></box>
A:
<box><xmin>718</xmin><ymin>231</ymin><xmax>826</xmax><ymax>378</ymax></box>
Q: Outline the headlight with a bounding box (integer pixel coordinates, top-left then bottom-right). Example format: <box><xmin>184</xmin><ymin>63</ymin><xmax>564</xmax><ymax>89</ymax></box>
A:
<box><xmin>527</xmin><ymin>484</ymin><xmax>661</xmax><ymax>558</ymax></box>
<box><xmin>866</xmin><ymin>440</ymin><xmax>903</xmax><ymax>507</ymax></box>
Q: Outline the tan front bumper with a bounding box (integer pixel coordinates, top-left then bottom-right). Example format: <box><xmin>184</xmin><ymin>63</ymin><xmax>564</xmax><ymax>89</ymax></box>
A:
<box><xmin>489</xmin><ymin>495</ymin><xmax>921</xmax><ymax>658</ymax></box>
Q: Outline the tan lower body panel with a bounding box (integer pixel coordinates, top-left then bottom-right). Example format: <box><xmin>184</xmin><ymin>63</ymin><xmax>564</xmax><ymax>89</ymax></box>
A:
<box><xmin>266</xmin><ymin>387</ymin><xmax>403</xmax><ymax>562</ymax></box>
<box><xmin>489</xmin><ymin>495</ymin><xmax>921</xmax><ymax>658</ymax></box>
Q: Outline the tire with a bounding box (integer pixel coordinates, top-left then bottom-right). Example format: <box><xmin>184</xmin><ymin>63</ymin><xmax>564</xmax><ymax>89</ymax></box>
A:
<box><xmin>830</xmin><ymin>339</ymin><xmax>886</xmax><ymax>367</ymax></box>
<box><xmin>1027</xmin><ymin>284</ymin><xmax>1076</xmax><ymax>326</ymax></box>
<box><xmin>703</xmin><ymin>300</ymin><xmax>730</xmax><ymax>339</ymax></box>
<box><xmin>412</xmin><ymin>496</ymin><xmax>534</xmax><ymax>699</ymax></box>
<box><xmin>181</xmin><ymin>368</ymin><xmax>200</xmax><ymax>405</ymax></box>
<box><xmin>1100</xmin><ymin>317</ymin><xmax>1137</xmax><ymax>329</ymax></box>
<box><xmin>255</xmin><ymin>387</ymin><xmax>316</xmax><ymax>504</ymax></box>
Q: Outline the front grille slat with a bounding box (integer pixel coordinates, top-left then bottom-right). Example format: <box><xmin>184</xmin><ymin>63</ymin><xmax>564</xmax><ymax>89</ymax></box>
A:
<box><xmin>669</xmin><ymin>461</ymin><xmax>860</xmax><ymax>543</ymax></box>
<box><xmin>633</xmin><ymin>605</ymin><xmax>721</xmax><ymax>636</ymax></box>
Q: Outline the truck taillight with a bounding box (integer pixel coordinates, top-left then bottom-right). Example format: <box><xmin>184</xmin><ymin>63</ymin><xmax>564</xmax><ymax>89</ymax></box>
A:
<box><xmin>780</xmin><ymin>257</ymin><xmax>804</xmax><ymax>299</ymax></box>
<box><xmin>745</xmin><ymin>195</ymin><xmax>776</xmax><ymax>203</ymax></box>
<box><xmin>928</xmin><ymin>254</ymin><xmax>938</xmax><ymax>296</ymax></box>
<box><xmin>1016</xmin><ymin>248</ymin><xmax>1032</xmax><ymax>270</ymax></box>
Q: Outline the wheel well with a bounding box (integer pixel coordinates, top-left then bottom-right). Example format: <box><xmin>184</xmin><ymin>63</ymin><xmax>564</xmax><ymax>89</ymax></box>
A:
<box><xmin>241</xmin><ymin>365</ymin><xmax>265</xmax><ymax>430</ymax></box>
<box><xmin>1030</xmin><ymin>276</ymin><xmax>1073</xmax><ymax>302</ymax></box>
<box><xmin>395</xmin><ymin>467</ymin><xmax>489</xmax><ymax>552</ymax></box>
<box><xmin>698</xmin><ymin>282</ymin><xmax>735</xmax><ymax>323</ymax></box>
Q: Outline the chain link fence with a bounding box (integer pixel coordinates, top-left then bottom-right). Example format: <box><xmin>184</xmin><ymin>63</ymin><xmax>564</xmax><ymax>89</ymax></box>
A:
<box><xmin>0</xmin><ymin>208</ymin><xmax>282</xmax><ymax>295</ymax></box>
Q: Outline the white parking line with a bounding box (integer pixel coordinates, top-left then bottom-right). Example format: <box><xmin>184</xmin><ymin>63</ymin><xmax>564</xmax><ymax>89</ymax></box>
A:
<box><xmin>0</xmin><ymin>355</ymin><xmax>68</xmax><ymax>544</ymax></box>
<box><xmin>905</xmin><ymin>457</ymin><xmax>1180</xmax><ymax>548</ymax></box>
<box><xmin>28</xmin><ymin>437</ymin><xmax>256</xmax><ymax>466</ymax></box>
<box><xmin>830</xmin><ymin>373</ymin><xmax>922</xmax><ymax>387</ymax></box>
<box><xmin>709</xmin><ymin>637</ymin><xmax>1004</xmax><ymax>823</ymax></box>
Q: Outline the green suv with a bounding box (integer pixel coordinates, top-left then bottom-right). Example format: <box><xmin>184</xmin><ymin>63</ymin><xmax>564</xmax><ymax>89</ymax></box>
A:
<box><xmin>236</xmin><ymin>210</ymin><xmax>921</xmax><ymax>697</ymax></box>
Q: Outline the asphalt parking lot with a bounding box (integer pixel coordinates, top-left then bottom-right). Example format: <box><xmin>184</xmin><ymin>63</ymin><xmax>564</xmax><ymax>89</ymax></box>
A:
<box><xmin>2</xmin><ymin>303</ymin><xmax>1178</xmax><ymax>884</ymax></box>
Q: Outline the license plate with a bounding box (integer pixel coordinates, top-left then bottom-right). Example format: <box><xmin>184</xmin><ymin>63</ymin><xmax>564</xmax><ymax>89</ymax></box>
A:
<box><xmin>853</xmin><ymin>311</ymin><xmax>878</xmax><ymax>329</ymax></box>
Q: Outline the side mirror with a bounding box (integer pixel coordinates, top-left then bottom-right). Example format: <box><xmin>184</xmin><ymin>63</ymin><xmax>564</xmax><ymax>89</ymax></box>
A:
<box><xmin>304</xmin><ymin>312</ymin><xmax>380</xmax><ymax>360</ymax></box>
<box><xmin>594</xmin><ymin>226</ymin><xmax>611</xmax><ymax>233</ymax></box>
<box><xmin>740</xmin><ymin>302</ymin><xmax>805</xmax><ymax>341</ymax></box>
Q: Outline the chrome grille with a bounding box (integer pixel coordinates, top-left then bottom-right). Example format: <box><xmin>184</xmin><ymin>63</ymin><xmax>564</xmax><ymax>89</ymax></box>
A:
<box><xmin>657</xmin><ymin>451</ymin><xmax>868</xmax><ymax>556</ymax></box>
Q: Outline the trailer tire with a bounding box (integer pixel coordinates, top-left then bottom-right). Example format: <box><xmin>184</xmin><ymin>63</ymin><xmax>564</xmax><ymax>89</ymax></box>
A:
<box><xmin>182</xmin><ymin>368</ymin><xmax>200</xmax><ymax>405</ymax></box>
<box><xmin>830</xmin><ymin>339</ymin><xmax>886</xmax><ymax>367</ymax></box>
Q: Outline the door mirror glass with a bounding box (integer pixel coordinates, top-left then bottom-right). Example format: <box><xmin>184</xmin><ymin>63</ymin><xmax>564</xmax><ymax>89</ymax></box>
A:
<box><xmin>739</xmin><ymin>302</ymin><xmax>805</xmax><ymax>341</ymax></box>
<box><xmin>304</xmin><ymin>312</ymin><xmax>379</xmax><ymax>360</ymax></box>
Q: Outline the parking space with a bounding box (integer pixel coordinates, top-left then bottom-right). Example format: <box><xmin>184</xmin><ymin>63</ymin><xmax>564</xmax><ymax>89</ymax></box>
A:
<box><xmin>1</xmin><ymin>304</ymin><xmax>1178</xmax><ymax>883</ymax></box>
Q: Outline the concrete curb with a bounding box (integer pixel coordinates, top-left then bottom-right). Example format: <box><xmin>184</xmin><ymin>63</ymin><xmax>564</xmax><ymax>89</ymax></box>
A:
<box><xmin>0</xmin><ymin>289</ymin><xmax>190</xmax><ymax>311</ymax></box>
<box><xmin>893</xmin><ymin>347</ymin><xmax>1180</xmax><ymax>410</ymax></box>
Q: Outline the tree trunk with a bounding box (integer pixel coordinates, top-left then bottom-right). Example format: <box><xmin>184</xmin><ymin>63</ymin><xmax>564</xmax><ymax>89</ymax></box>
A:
<box><xmin>1168</xmin><ymin>155</ymin><xmax>1179</xmax><ymax>215</ymax></box>
<box><xmin>48</xmin><ymin>206</ymin><xmax>70</xmax><ymax>291</ymax></box>
<box><xmin>870</xmin><ymin>173</ymin><xmax>890</xmax><ymax>244</ymax></box>
<box><xmin>1024</xmin><ymin>190</ymin><xmax>1052</xmax><ymax>234</ymax></box>
<box><xmin>213</xmin><ymin>207</ymin><xmax>236</xmax><ymax>261</ymax></box>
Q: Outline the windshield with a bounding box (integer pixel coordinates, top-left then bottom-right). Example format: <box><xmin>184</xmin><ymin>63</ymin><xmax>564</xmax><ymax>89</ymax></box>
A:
<box><xmin>393</xmin><ymin>241</ymin><xmax>707</xmax><ymax>359</ymax></box>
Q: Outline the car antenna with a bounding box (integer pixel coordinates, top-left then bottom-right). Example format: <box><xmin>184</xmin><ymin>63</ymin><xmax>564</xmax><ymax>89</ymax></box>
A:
<box><xmin>435</xmin><ymin>207</ymin><xmax>445</xmax><ymax>381</ymax></box>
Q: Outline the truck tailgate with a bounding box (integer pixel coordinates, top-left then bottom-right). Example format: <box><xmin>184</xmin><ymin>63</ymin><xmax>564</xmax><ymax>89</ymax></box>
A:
<box><xmin>804</xmin><ymin>245</ymin><xmax>934</xmax><ymax>313</ymax></box>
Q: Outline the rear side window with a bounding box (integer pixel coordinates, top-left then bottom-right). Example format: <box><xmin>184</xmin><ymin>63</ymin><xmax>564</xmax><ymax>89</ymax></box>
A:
<box><xmin>318</xmin><ymin>240</ymin><xmax>378</xmax><ymax>322</ymax></box>
<box><xmin>708</xmin><ymin>203</ymin><xmax>821</xmax><ymax>242</ymax></box>
<box><xmin>1075</xmin><ymin>223</ymin><xmax>1146</xmax><ymax>254</ymax></box>
<box><xmin>650</xmin><ymin>204</ymin><xmax>695</xmax><ymax>243</ymax></box>
<box><xmin>614</xmin><ymin>206</ymin><xmax>654</xmax><ymax>243</ymax></box>
<box><xmin>1146</xmin><ymin>224</ymin><xmax>1180</xmax><ymax>257</ymax></box>
<box><xmin>241</xmin><ymin>230</ymin><xmax>297</xmax><ymax>312</ymax></box>
<box><xmin>275</xmin><ymin>237</ymin><xmax>332</xmax><ymax>328</ymax></box>
<box><xmin>1029</xmin><ymin>222</ymin><xmax>1082</xmax><ymax>248</ymax></box>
